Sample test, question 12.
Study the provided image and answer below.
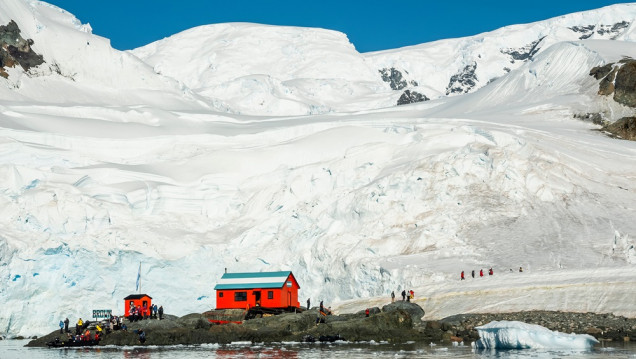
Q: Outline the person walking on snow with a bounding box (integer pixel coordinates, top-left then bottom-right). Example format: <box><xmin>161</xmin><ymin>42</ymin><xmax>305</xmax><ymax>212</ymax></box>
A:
<box><xmin>307</xmin><ymin>298</ymin><xmax>310</xmax><ymax>310</ymax></box>
<box><xmin>401</xmin><ymin>290</ymin><xmax>406</xmax><ymax>301</ymax></box>
<box><xmin>489</xmin><ymin>268</ymin><xmax>493</xmax><ymax>276</ymax></box>
<box><xmin>391</xmin><ymin>291</ymin><xmax>395</xmax><ymax>302</ymax></box>
<box><xmin>471</xmin><ymin>270</ymin><xmax>475</xmax><ymax>278</ymax></box>
<box><xmin>479</xmin><ymin>269</ymin><xmax>483</xmax><ymax>277</ymax></box>
<box><xmin>461</xmin><ymin>271</ymin><xmax>465</xmax><ymax>280</ymax></box>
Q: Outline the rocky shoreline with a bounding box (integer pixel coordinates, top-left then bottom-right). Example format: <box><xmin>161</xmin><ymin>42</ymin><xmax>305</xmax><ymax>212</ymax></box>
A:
<box><xmin>26</xmin><ymin>303</ymin><xmax>636</xmax><ymax>347</ymax></box>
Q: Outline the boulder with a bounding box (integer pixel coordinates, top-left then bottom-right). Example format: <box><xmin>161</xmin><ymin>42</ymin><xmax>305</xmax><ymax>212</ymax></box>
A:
<box><xmin>381</xmin><ymin>301</ymin><xmax>425</xmax><ymax>322</ymax></box>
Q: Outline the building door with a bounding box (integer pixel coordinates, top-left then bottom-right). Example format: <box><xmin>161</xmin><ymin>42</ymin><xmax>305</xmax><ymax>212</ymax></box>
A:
<box><xmin>254</xmin><ymin>291</ymin><xmax>261</xmax><ymax>306</ymax></box>
<box><xmin>287</xmin><ymin>292</ymin><xmax>291</xmax><ymax>307</ymax></box>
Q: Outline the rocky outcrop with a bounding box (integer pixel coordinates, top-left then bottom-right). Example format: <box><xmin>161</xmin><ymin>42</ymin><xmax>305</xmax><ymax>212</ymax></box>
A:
<box><xmin>378</xmin><ymin>67</ymin><xmax>429</xmax><ymax>106</ymax></box>
<box><xmin>588</xmin><ymin>59</ymin><xmax>636</xmax><ymax>141</ymax></box>
<box><xmin>27</xmin><ymin>303</ymin><xmax>433</xmax><ymax>346</ymax></box>
<box><xmin>569</xmin><ymin>21</ymin><xmax>631</xmax><ymax>40</ymax></box>
<box><xmin>590</xmin><ymin>58</ymin><xmax>636</xmax><ymax>107</ymax></box>
<box><xmin>614</xmin><ymin>61</ymin><xmax>636</xmax><ymax>107</ymax></box>
<box><xmin>379</xmin><ymin>67</ymin><xmax>418</xmax><ymax>91</ymax></box>
<box><xmin>397</xmin><ymin>89</ymin><xmax>429</xmax><ymax>105</ymax></box>
<box><xmin>446</xmin><ymin>62</ymin><xmax>478</xmax><ymax>95</ymax></box>
<box><xmin>0</xmin><ymin>20</ymin><xmax>44</xmax><ymax>78</ymax></box>
<box><xmin>602</xmin><ymin>117</ymin><xmax>636</xmax><ymax>141</ymax></box>
<box><xmin>26</xmin><ymin>307</ymin><xmax>636</xmax><ymax>347</ymax></box>
<box><xmin>500</xmin><ymin>37</ymin><xmax>545</xmax><ymax>63</ymax></box>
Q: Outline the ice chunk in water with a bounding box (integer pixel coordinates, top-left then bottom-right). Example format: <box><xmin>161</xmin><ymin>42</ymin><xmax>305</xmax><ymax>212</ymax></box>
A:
<box><xmin>472</xmin><ymin>320</ymin><xmax>599</xmax><ymax>350</ymax></box>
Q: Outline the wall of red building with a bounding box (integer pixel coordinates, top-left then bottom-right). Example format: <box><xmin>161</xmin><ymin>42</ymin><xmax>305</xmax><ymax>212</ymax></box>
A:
<box><xmin>124</xmin><ymin>297</ymin><xmax>152</xmax><ymax>316</ymax></box>
<box><xmin>216</xmin><ymin>276</ymin><xmax>300</xmax><ymax>310</ymax></box>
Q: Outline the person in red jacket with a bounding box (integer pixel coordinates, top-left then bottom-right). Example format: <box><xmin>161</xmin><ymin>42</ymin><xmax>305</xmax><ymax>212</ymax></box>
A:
<box><xmin>489</xmin><ymin>268</ymin><xmax>493</xmax><ymax>276</ymax></box>
<box><xmin>461</xmin><ymin>271</ymin><xmax>465</xmax><ymax>280</ymax></box>
<box><xmin>479</xmin><ymin>269</ymin><xmax>484</xmax><ymax>277</ymax></box>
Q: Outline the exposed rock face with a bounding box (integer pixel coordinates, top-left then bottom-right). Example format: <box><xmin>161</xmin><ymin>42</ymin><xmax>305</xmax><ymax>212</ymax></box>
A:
<box><xmin>397</xmin><ymin>89</ymin><xmax>429</xmax><ymax>105</ymax></box>
<box><xmin>598</xmin><ymin>67</ymin><xmax>617</xmax><ymax>96</ymax></box>
<box><xmin>379</xmin><ymin>67</ymin><xmax>419</xmax><ymax>91</ymax></box>
<box><xmin>569</xmin><ymin>21</ymin><xmax>631</xmax><ymax>40</ymax></box>
<box><xmin>590</xmin><ymin>59</ymin><xmax>636</xmax><ymax>107</ymax></box>
<box><xmin>379</xmin><ymin>67</ymin><xmax>409</xmax><ymax>90</ymax></box>
<box><xmin>590</xmin><ymin>64</ymin><xmax>614</xmax><ymax>80</ymax></box>
<box><xmin>500</xmin><ymin>37</ymin><xmax>545</xmax><ymax>63</ymax></box>
<box><xmin>614</xmin><ymin>61</ymin><xmax>636</xmax><ymax>107</ymax></box>
<box><xmin>603</xmin><ymin>116</ymin><xmax>636</xmax><ymax>141</ymax></box>
<box><xmin>0</xmin><ymin>20</ymin><xmax>44</xmax><ymax>78</ymax></box>
<box><xmin>446</xmin><ymin>62</ymin><xmax>478</xmax><ymax>95</ymax></box>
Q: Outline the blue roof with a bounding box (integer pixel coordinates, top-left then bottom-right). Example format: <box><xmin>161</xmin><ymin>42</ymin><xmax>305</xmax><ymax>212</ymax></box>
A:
<box><xmin>214</xmin><ymin>271</ymin><xmax>297</xmax><ymax>290</ymax></box>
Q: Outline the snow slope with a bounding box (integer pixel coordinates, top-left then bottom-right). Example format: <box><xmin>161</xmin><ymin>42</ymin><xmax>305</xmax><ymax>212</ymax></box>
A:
<box><xmin>131</xmin><ymin>23</ymin><xmax>390</xmax><ymax>115</ymax></box>
<box><xmin>365</xmin><ymin>3</ymin><xmax>636</xmax><ymax>99</ymax></box>
<box><xmin>1</xmin><ymin>0</ymin><xmax>635</xmax><ymax>337</ymax></box>
<box><xmin>131</xmin><ymin>4</ymin><xmax>636</xmax><ymax>115</ymax></box>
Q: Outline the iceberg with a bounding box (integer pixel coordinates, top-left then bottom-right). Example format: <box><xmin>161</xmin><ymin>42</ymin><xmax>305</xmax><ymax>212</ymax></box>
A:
<box><xmin>472</xmin><ymin>321</ymin><xmax>599</xmax><ymax>350</ymax></box>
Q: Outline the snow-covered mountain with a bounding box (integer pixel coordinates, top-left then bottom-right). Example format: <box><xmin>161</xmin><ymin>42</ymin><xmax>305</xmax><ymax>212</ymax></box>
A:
<box><xmin>131</xmin><ymin>4</ymin><xmax>636</xmax><ymax>115</ymax></box>
<box><xmin>1</xmin><ymin>0</ymin><xmax>635</xmax><ymax>337</ymax></box>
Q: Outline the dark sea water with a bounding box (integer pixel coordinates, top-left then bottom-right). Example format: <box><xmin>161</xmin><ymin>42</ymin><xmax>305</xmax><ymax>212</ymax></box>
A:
<box><xmin>2</xmin><ymin>339</ymin><xmax>635</xmax><ymax>358</ymax></box>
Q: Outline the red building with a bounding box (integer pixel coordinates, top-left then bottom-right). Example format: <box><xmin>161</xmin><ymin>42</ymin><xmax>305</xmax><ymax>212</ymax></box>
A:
<box><xmin>124</xmin><ymin>294</ymin><xmax>152</xmax><ymax>317</ymax></box>
<box><xmin>214</xmin><ymin>271</ymin><xmax>300</xmax><ymax>310</ymax></box>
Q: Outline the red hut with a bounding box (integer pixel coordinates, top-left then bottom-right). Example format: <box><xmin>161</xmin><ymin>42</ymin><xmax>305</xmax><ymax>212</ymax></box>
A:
<box><xmin>124</xmin><ymin>294</ymin><xmax>152</xmax><ymax>317</ymax></box>
<box><xmin>214</xmin><ymin>271</ymin><xmax>300</xmax><ymax>310</ymax></box>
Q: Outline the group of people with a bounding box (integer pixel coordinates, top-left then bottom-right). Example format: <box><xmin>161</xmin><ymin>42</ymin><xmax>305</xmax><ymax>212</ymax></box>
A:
<box><xmin>460</xmin><ymin>268</ymin><xmax>494</xmax><ymax>280</ymax></box>
<box><xmin>57</xmin><ymin>313</ymin><xmax>132</xmax><ymax>344</ymax></box>
<box><xmin>460</xmin><ymin>267</ymin><xmax>523</xmax><ymax>280</ymax></box>
<box><xmin>461</xmin><ymin>268</ymin><xmax>493</xmax><ymax>280</ymax></box>
<box><xmin>128</xmin><ymin>302</ymin><xmax>163</xmax><ymax>322</ymax></box>
<box><xmin>389</xmin><ymin>289</ymin><xmax>415</xmax><ymax>302</ymax></box>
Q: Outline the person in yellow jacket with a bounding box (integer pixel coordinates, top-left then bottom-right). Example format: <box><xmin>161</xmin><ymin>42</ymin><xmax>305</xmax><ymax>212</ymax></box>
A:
<box><xmin>76</xmin><ymin>318</ymin><xmax>83</xmax><ymax>335</ymax></box>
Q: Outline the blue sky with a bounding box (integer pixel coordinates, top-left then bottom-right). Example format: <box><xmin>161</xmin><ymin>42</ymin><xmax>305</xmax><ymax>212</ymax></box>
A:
<box><xmin>45</xmin><ymin>0</ymin><xmax>633</xmax><ymax>52</ymax></box>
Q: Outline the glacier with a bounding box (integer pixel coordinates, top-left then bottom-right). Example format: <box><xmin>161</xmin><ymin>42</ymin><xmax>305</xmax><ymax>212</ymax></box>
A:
<box><xmin>0</xmin><ymin>0</ymin><xmax>636</xmax><ymax>337</ymax></box>
<box><xmin>472</xmin><ymin>321</ymin><xmax>599</xmax><ymax>350</ymax></box>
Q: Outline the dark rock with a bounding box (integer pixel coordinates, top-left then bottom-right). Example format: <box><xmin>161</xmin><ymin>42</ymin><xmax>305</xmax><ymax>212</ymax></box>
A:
<box><xmin>570</xmin><ymin>25</ymin><xmax>596</xmax><ymax>39</ymax></box>
<box><xmin>574</xmin><ymin>113</ymin><xmax>609</xmax><ymax>126</ymax></box>
<box><xmin>382</xmin><ymin>301</ymin><xmax>425</xmax><ymax>322</ymax></box>
<box><xmin>0</xmin><ymin>20</ymin><xmax>44</xmax><ymax>77</ymax></box>
<box><xmin>590</xmin><ymin>64</ymin><xmax>614</xmax><ymax>80</ymax></box>
<box><xmin>397</xmin><ymin>90</ymin><xmax>429</xmax><ymax>105</ymax></box>
<box><xmin>614</xmin><ymin>61</ymin><xmax>636</xmax><ymax>107</ymax></box>
<box><xmin>446</xmin><ymin>62</ymin><xmax>478</xmax><ymax>95</ymax></box>
<box><xmin>500</xmin><ymin>37</ymin><xmax>545</xmax><ymax>62</ymax></box>
<box><xmin>356</xmin><ymin>307</ymin><xmax>381</xmax><ymax>316</ymax></box>
<box><xmin>28</xmin><ymin>307</ymin><xmax>636</xmax><ymax>347</ymax></box>
<box><xmin>570</xmin><ymin>22</ymin><xmax>631</xmax><ymax>40</ymax></box>
<box><xmin>379</xmin><ymin>68</ymin><xmax>408</xmax><ymax>91</ymax></box>
<box><xmin>598</xmin><ymin>67</ymin><xmax>617</xmax><ymax>96</ymax></box>
<box><xmin>602</xmin><ymin>117</ymin><xmax>636</xmax><ymax>141</ymax></box>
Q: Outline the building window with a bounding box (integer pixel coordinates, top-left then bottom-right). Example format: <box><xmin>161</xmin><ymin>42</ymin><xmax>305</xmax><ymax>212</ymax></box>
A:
<box><xmin>268</xmin><ymin>291</ymin><xmax>274</xmax><ymax>299</ymax></box>
<box><xmin>286</xmin><ymin>281</ymin><xmax>292</xmax><ymax>287</ymax></box>
<box><xmin>219</xmin><ymin>292</ymin><xmax>224</xmax><ymax>298</ymax></box>
<box><xmin>234</xmin><ymin>292</ymin><xmax>247</xmax><ymax>301</ymax></box>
